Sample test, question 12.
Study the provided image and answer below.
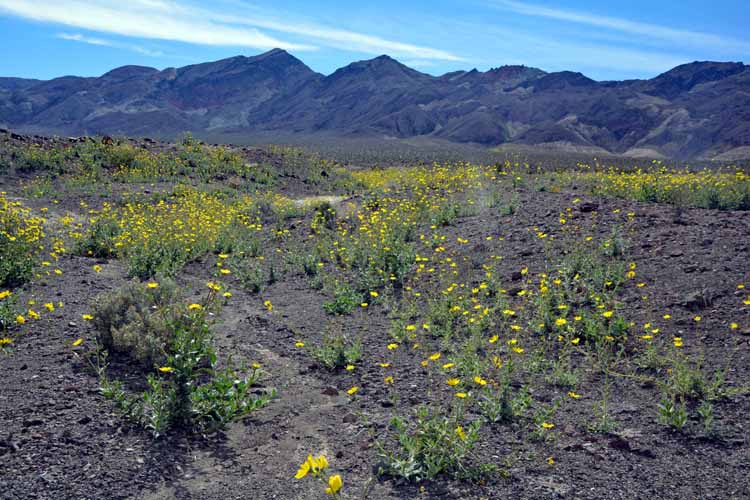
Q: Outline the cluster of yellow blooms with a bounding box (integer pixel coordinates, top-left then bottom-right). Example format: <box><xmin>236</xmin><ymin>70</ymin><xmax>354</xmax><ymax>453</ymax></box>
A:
<box><xmin>1</xmin><ymin>192</ymin><xmax>46</xmax><ymax>247</ymax></box>
<box><xmin>294</xmin><ymin>454</ymin><xmax>342</xmax><ymax>498</ymax></box>
<box><xmin>552</xmin><ymin>163</ymin><xmax>750</xmax><ymax>209</ymax></box>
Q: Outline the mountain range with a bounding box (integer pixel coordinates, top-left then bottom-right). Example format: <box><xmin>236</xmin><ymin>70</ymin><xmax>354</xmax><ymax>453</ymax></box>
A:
<box><xmin>1</xmin><ymin>49</ymin><xmax>749</xmax><ymax>160</ymax></box>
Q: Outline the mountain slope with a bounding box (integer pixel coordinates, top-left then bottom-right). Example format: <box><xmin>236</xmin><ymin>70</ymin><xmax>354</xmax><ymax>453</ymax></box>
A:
<box><xmin>0</xmin><ymin>51</ymin><xmax>747</xmax><ymax>159</ymax></box>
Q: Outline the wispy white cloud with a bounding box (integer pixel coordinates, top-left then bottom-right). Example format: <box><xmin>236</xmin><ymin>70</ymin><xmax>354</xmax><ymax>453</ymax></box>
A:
<box><xmin>0</xmin><ymin>0</ymin><xmax>316</xmax><ymax>51</ymax></box>
<box><xmin>57</xmin><ymin>32</ymin><xmax>163</xmax><ymax>57</ymax></box>
<box><xmin>443</xmin><ymin>19</ymin><xmax>691</xmax><ymax>78</ymax></box>
<box><xmin>0</xmin><ymin>0</ymin><xmax>463</xmax><ymax>61</ymax></box>
<box><xmin>490</xmin><ymin>0</ymin><xmax>750</xmax><ymax>53</ymax></box>
<box><xmin>201</xmin><ymin>4</ymin><xmax>464</xmax><ymax>61</ymax></box>
<box><xmin>401</xmin><ymin>60</ymin><xmax>437</xmax><ymax>68</ymax></box>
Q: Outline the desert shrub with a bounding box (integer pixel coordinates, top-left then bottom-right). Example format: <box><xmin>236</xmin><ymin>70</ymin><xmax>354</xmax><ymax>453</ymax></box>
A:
<box><xmin>231</xmin><ymin>257</ymin><xmax>267</xmax><ymax>293</ymax></box>
<box><xmin>13</xmin><ymin>144</ymin><xmax>66</xmax><ymax>173</ymax></box>
<box><xmin>308</xmin><ymin>332</ymin><xmax>361</xmax><ymax>370</ymax></box>
<box><xmin>99</xmin><ymin>289</ymin><xmax>275</xmax><ymax>437</ymax></box>
<box><xmin>92</xmin><ymin>278</ymin><xmax>182</xmax><ymax>367</ymax></box>
<box><xmin>0</xmin><ymin>291</ymin><xmax>17</xmax><ymax>333</ymax></box>
<box><xmin>74</xmin><ymin>218</ymin><xmax>121</xmax><ymax>258</ymax></box>
<box><xmin>126</xmin><ymin>242</ymin><xmax>192</xmax><ymax>279</ymax></box>
<box><xmin>376</xmin><ymin>406</ymin><xmax>485</xmax><ymax>482</ymax></box>
<box><xmin>0</xmin><ymin>194</ymin><xmax>44</xmax><ymax>288</ymax></box>
<box><xmin>323</xmin><ymin>281</ymin><xmax>361</xmax><ymax>315</ymax></box>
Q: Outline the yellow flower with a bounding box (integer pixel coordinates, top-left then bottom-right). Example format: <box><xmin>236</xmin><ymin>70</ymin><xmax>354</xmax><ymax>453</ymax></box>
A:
<box><xmin>547</xmin><ymin>456</ymin><xmax>555</xmax><ymax>465</ymax></box>
<box><xmin>325</xmin><ymin>474</ymin><xmax>343</xmax><ymax>495</ymax></box>
<box><xmin>147</xmin><ymin>282</ymin><xmax>159</xmax><ymax>289</ymax></box>
<box><xmin>369</xmin><ymin>291</ymin><xmax>379</xmax><ymax>298</ymax></box>
<box><xmin>0</xmin><ymin>337</ymin><xmax>13</xmax><ymax>346</ymax></box>
<box><xmin>602</xmin><ymin>311</ymin><xmax>614</xmax><ymax>318</ymax></box>
<box><xmin>442</xmin><ymin>362</ymin><xmax>455</xmax><ymax>369</ymax></box>
<box><xmin>220</xmin><ymin>269</ymin><xmax>231</xmax><ymax>275</ymax></box>
<box><xmin>693</xmin><ymin>315</ymin><xmax>701</xmax><ymax>322</ymax></box>
<box><xmin>455</xmin><ymin>426</ymin><xmax>466</xmax><ymax>441</ymax></box>
<box><xmin>72</xmin><ymin>338</ymin><xmax>84</xmax><ymax>347</ymax></box>
<box><xmin>455</xmin><ymin>392</ymin><xmax>468</xmax><ymax>398</ymax></box>
<box><xmin>345</xmin><ymin>364</ymin><xmax>355</xmax><ymax>371</ymax></box>
<box><xmin>512</xmin><ymin>347</ymin><xmax>524</xmax><ymax>354</ymax></box>
<box><xmin>730</xmin><ymin>323</ymin><xmax>738</xmax><ymax>330</ymax></box>
<box><xmin>295</xmin><ymin>341</ymin><xmax>305</xmax><ymax>348</ymax></box>
<box><xmin>44</xmin><ymin>302</ymin><xmax>55</xmax><ymax>312</ymax></box>
<box><xmin>384</xmin><ymin>375</ymin><xmax>394</xmax><ymax>384</ymax></box>
<box><xmin>263</xmin><ymin>300</ymin><xmax>273</xmax><ymax>312</ymax></box>
<box><xmin>488</xmin><ymin>335</ymin><xmax>499</xmax><ymax>344</ymax></box>
<box><xmin>673</xmin><ymin>337</ymin><xmax>683</xmax><ymax>347</ymax></box>
<box><xmin>218</xmin><ymin>253</ymin><xmax>230</xmax><ymax>259</ymax></box>
<box><xmin>346</xmin><ymin>386</ymin><xmax>359</xmax><ymax>395</ymax></box>
<box><xmin>405</xmin><ymin>325</ymin><xmax>416</xmax><ymax>331</ymax></box>
<box><xmin>82</xmin><ymin>314</ymin><xmax>94</xmax><ymax>321</ymax></box>
<box><xmin>387</xmin><ymin>343</ymin><xmax>399</xmax><ymax>350</ymax></box>
<box><xmin>54</xmin><ymin>269</ymin><xmax>63</xmax><ymax>275</ymax></box>
<box><xmin>360</xmin><ymin>302</ymin><xmax>368</xmax><ymax>308</ymax></box>
<box><xmin>93</xmin><ymin>265</ymin><xmax>103</xmax><ymax>273</ymax></box>
<box><xmin>567</xmin><ymin>391</ymin><xmax>581</xmax><ymax>399</ymax></box>
<box><xmin>447</xmin><ymin>378</ymin><xmax>460</xmax><ymax>386</ymax></box>
<box><xmin>541</xmin><ymin>422</ymin><xmax>555</xmax><ymax>429</ymax></box>
<box><xmin>158</xmin><ymin>366</ymin><xmax>174</xmax><ymax>373</ymax></box>
<box><xmin>27</xmin><ymin>309</ymin><xmax>39</xmax><ymax>320</ymax></box>
<box><xmin>555</xmin><ymin>318</ymin><xmax>567</xmax><ymax>327</ymax></box>
<box><xmin>428</xmin><ymin>352</ymin><xmax>441</xmax><ymax>361</ymax></box>
<box><xmin>223</xmin><ymin>292</ymin><xmax>232</xmax><ymax>298</ymax></box>
<box><xmin>294</xmin><ymin>459</ymin><xmax>311</xmax><ymax>479</ymax></box>
<box><xmin>663</xmin><ymin>314</ymin><xmax>671</xmax><ymax>319</ymax></box>
<box><xmin>0</xmin><ymin>290</ymin><xmax>11</xmax><ymax>300</ymax></box>
<box><xmin>571</xmin><ymin>337</ymin><xmax>580</xmax><ymax>345</ymax></box>
<box><xmin>474</xmin><ymin>376</ymin><xmax>487</xmax><ymax>386</ymax></box>
<box><xmin>378</xmin><ymin>362</ymin><xmax>391</xmax><ymax>368</ymax></box>
<box><xmin>188</xmin><ymin>303</ymin><xmax>202</xmax><ymax>311</ymax></box>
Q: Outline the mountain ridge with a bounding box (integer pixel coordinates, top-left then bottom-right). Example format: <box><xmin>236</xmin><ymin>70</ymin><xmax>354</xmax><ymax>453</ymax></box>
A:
<box><xmin>1</xmin><ymin>49</ymin><xmax>748</xmax><ymax>159</ymax></box>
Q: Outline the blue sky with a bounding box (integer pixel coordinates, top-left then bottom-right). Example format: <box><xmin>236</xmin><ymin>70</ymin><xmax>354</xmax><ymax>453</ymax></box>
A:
<box><xmin>0</xmin><ymin>0</ymin><xmax>747</xmax><ymax>81</ymax></box>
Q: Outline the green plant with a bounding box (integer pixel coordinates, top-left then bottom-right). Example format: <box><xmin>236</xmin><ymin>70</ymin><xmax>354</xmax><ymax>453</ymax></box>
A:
<box><xmin>126</xmin><ymin>241</ymin><xmax>192</xmax><ymax>279</ymax></box>
<box><xmin>99</xmin><ymin>290</ymin><xmax>274</xmax><ymax>437</ymax></box>
<box><xmin>530</xmin><ymin>401</ymin><xmax>559</xmax><ymax>441</ymax></box>
<box><xmin>0</xmin><ymin>198</ymin><xmax>41</xmax><ymax>288</ymax></box>
<box><xmin>376</xmin><ymin>405</ymin><xmax>485</xmax><ymax>482</ymax></box>
<box><xmin>589</xmin><ymin>373</ymin><xmax>618</xmax><ymax>433</ymax></box>
<box><xmin>323</xmin><ymin>282</ymin><xmax>361</xmax><ymax>315</ymax></box>
<box><xmin>231</xmin><ymin>257</ymin><xmax>267</xmax><ymax>293</ymax></box>
<box><xmin>479</xmin><ymin>385</ymin><xmax>531</xmax><ymax>424</ymax></box>
<box><xmin>697</xmin><ymin>400</ymin><xmax>715</xmax><ymax>436</ymax></box>
<box><xmin>75</xmin><ymin>218</ymin><xmax>121</xmax><ymax>258</ymax></box>
<box><xmin>309</xmin><ymin>332</ymin><xmax>362</xmax><ymax>370</ymax></box>
<box><xmin>657</xmin><ymin>395</ymin><xmax>688</xmax><ymax>430</ymax></box>
<box><xmin>0</xmin><ymin>292</ymin><xmax>17</xmax><ymax>341</ymax></box>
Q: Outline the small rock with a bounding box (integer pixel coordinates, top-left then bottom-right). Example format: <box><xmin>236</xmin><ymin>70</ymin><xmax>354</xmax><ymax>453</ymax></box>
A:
<box><xmin>23</xmin><ymin>418</ymin><xmax>44</xmax><ymax>427</ymax></box>
<box><xmin>321</xmin><ymin>386</ymin><xmax>338</xmax><ymax>396</ymax></box>
<box><xmin>682</xmin><ymin>289</ymin><xmax>713</xmax><ymax>311</ymax></box>
<box><xmin>342</xmin><ymin>413</ymin><xmax>358</xmax><ymax>424</ymax></box>
<box><xmin>578</xmin><ymin>202</ymin><xmax>599</xmax><ymax>213</ymax></box>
